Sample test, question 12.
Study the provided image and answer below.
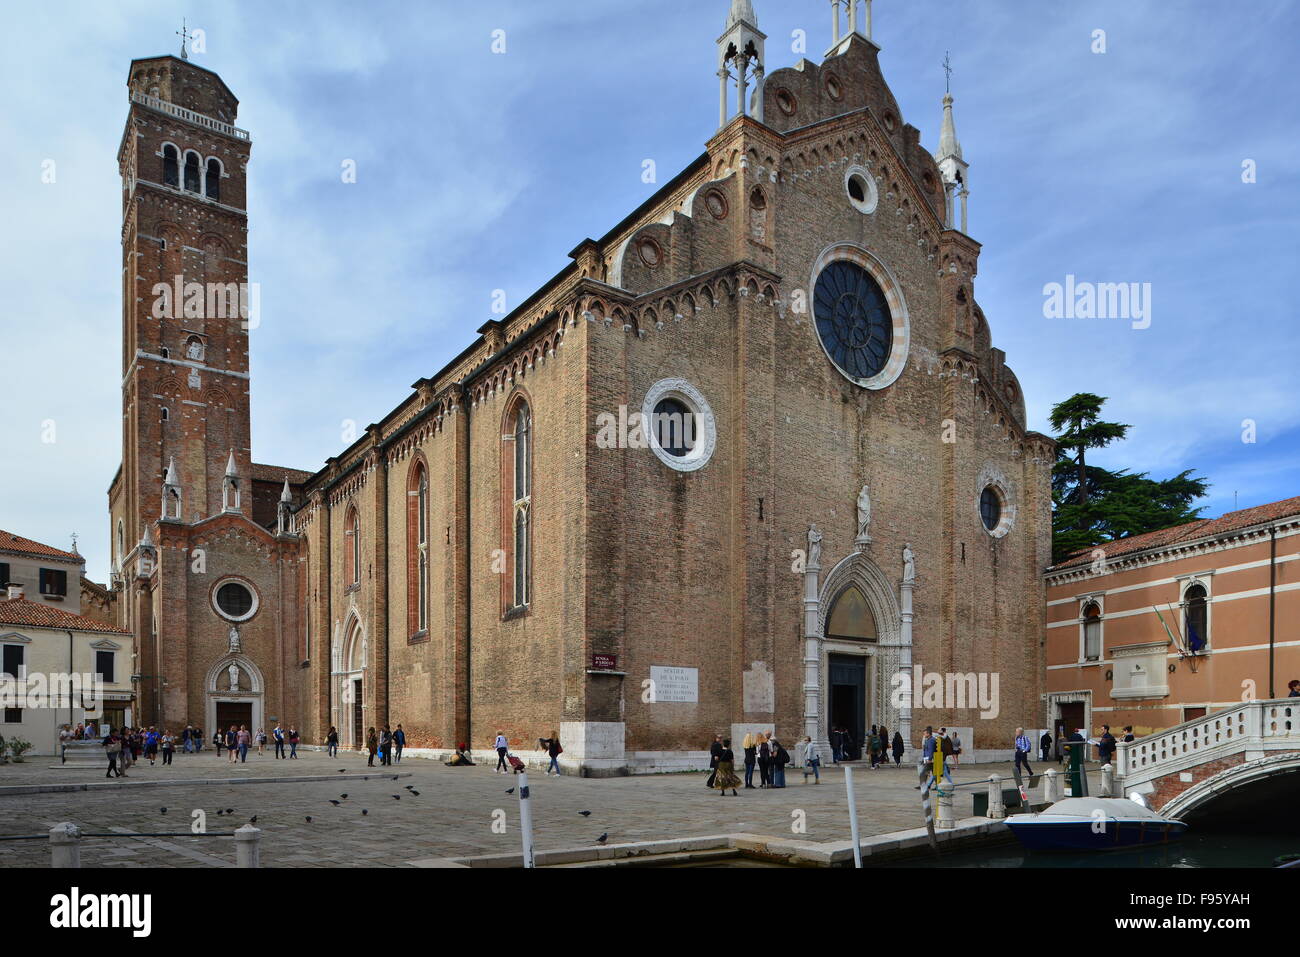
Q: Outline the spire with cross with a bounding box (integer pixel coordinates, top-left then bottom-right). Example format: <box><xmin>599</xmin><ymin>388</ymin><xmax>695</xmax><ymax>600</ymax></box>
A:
<box><xmin>943</xmin><ymin>51</ymin><xmax>953</xmax><ymax>94</ymax></box>
<box><xmin>177</xmin><ymin>18</ymin><xmax>192</xmax><ymax>60</ymax></box>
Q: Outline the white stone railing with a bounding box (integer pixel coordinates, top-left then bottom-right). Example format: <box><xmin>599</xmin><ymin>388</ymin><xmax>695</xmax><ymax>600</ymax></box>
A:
<box><xmin>130</xmin><ymin>91</ymin><xmax>249</xmax><ymax>141</ymax></box>
<box><xmin>1115</xmin><ymin>699</ymin><xmax>1300</xmax><ymax>788</ymax></box>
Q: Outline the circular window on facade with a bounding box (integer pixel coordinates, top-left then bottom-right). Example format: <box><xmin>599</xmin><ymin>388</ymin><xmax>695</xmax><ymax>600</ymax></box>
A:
<box><xmin>844</xmin><ymin>165</ymin><xmax>878</xmax><ymax>214</ymax></box>
<box><xmin>213</xmin><ymin>578</ymin><xmax>258</xmax><ymax>622</ymax></box>
<box><xmin>826</xmin><ymin>74</ymin><xmax>843</xmax><ymax>100</ymax></box>
<box><xmin>980</xmin><ymin>486</ymin><xmax>1002</xmax><ymax>531</ymax></box>
<box><xmin>641</xmin><ymin>379</ymin><xmax>717</xmax><ymax>473</ymax></box>
<box><xmin>814</xmin><ymin>261</ymin><xmax>893</xmax><ymax>382</ymax></box>
<box><xmin>704</xmin><ymin>189</ymin><xmax>728</xmax><ymax>220</ymax></box>
<box><xmin>775</xmin><ymin>88</ymin><xmax>797</xmax><ymax>116</ymax></box>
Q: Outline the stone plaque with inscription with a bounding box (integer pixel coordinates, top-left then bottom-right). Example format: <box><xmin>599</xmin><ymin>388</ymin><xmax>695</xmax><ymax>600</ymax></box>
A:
<box><xmin>650</xmin><ymin>665</ymin><xmax>698</xmax><ymax>703</ymax></box>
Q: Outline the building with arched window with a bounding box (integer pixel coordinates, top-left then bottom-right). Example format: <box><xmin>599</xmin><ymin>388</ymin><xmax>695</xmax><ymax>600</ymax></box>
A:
<box><xmin>1046</xmin><ymin>496</ymin><xmax>1300</xmax><ymax>741</ymax></box>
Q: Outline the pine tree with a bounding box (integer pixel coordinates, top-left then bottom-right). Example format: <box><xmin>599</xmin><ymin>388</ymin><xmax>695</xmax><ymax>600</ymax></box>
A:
<box><xmin>1049</xmin><ymin>394</ymin><xmax>1208</xmax><ymax>563</ymax></box>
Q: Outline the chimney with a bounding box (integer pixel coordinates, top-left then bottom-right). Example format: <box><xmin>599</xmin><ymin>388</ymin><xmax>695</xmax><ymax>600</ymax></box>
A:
<box><xmin>6</xmin><ymin>584</ymin><xmax>24</xmax><ymax>600</ymax></box>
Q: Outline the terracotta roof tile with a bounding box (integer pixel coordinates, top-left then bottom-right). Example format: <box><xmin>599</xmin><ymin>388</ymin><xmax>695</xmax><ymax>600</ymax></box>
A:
<box><xmin>0</xmin><ymin>596</ymin><xmax>131</xmax><ymax>635</ymax></box>
<box><xmin>1053</xmin><ymin>495</ymin><xmax>1300</xmax><ymax>570</ymax></box>
<box><xmin>0</xmin><ymin>530</ymin><xmax>83</xmax><ymax>563</ymax></box>
<box><xmin>250</xmin><ymin>462</ymin><xmax>313</xmax><ymax>485</ymax></box>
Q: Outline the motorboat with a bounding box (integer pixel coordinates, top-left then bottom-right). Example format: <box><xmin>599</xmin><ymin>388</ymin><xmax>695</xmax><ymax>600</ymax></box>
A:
<box><xmin>1005</xmin><ymin>796</ymin><xmax>1187</xmax><ymax>851</ymax></box>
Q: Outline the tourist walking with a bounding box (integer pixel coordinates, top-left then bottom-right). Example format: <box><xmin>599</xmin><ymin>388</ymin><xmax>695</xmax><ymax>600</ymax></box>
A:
<box><xmin>213</xmin><ymin>729</ymin><xmax>224</xmax><ymax>757</ymax></box>
<box><xmin>326</xmin><ymin>726</ymin><xmax>339</xmax><ymax>758</ymax></box>
<box><xmin>867</xmin><ymin>725</ymin><xmax>880</xmax><ymax>768</ymax></box>
<box><xmin>830</xmin><ymin>726</ymin><xmax>843</xmax><ymax>763</ymax></box>
<box><xmin>225</xmin><ymin>726</ymin><xmax>238</xmax><ymax>763</ymax></box>
<box><xmin>367</xmin><ymin>727</ymin><xmax>379</xmax><ymax>766</ymax></box>
<box><xmin>544</xmin><ymin>731</ymin><xmax>562</xmax><ymax>775</ymax></box>
<box><xmin>1122</xmin><ymin>726</ymin><xmax>1135</xmax><ymax>743</ymax></box>
<box><xmin>103</xmin><ymin>729</ymin><xmax>123</xmax><ymax>778</ymax></box>
<box><xmin>1014</xmin><ymin>727</ymin><xmax>1034</xmax><ymax>777</ymax></box>
<box><xmin>161</xmin><ymin>730</ymin><xmax>175</xmax><ymax>765</ymax></box>
<box><xmin>878</xmin><ymin>725</ymin><xmax>890</xmax><ymax>767</ymax></box>
<box><xmin>237</xmin><ymin>725</ymin><xmax>250</xmax><ymax>762</ymax></box>
<box><xmin>709</xmin><ymin>738</ymin><xmax>741</xmax><ymax>796</ymax></box>
<box><xmin>916</xmin><ymin>727</ymin><xmax>936</xmax><ymax>789</ymax></box>
<box><xmin>256</xmin><ymin>728</ymin><xmax>267</xmax><ymax>755</ymax></box>
<box><xmin>493</xmin><ymin>731</ymin><xmax>509</xmax><ymax>772</ymax></box>
<box><xmin>1039</xmin><ymin>730</ymin><xmax>1052</xmax><ymax>763</ymax></box>
<box><xmin>742</xmin><ymin>732</ymin><xmax>758</xmax><ymax>788</ymax></box>
<box><xmin>288</xmin><ymin>726</ymin><xmax>300</xmax><ymax>758</ymax></box>
<box><xmin>937</xmin><ymin>728</ymin><xmax>954</xmax><ymax>784</ymax></box>
<box><xmin>705</xmin><ymin>734</ymin><xmax>723</xmax><ymax>788</ymax></box>
<box><xmin>394</xmin><ymin>724</ymin><xmax>406</xmax><ymax>762</ymax></box>
<box><xmin>182</xmin><ymin>725</ymin><xmax>193</xmax><ymax>754</ymax></box>
<box><xmin>891</xmin><ymin>730</ymin><xmax>904</xmax><ymax>766</ymax></box>
<box><xmin>273</xmin><ymin>723</ymin><xmax>286</xmax><ymax>759</ymax></box>
<box><xmin>380</xmin><ymin>725</ymin><xmax>393</xmax><ymax>766</ymax></box>
<box><xmin>801</xmin><ymin>736</ymin><xmax>821</xmax><ymax>783</ymax></box>
<box><xmin>192</xmin><ymin>726</ymin><xmax>202</xmax><ymax>752</ymax></box>
<box><xmin>949</xmin><ymin>729</ymin><xmax>962</xmax><ymax>767</ymax></box>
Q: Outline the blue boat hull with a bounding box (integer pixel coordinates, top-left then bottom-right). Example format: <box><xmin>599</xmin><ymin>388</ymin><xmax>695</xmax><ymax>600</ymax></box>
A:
<box><xmin>1006</xmin><ymin>819</ymin><xmax>1188</xmax><ymax>852</ymax></box>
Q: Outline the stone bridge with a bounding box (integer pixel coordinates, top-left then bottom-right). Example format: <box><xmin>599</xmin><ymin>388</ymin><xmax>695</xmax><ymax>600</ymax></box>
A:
<box><xmin>1114</xmin><ymin>699</ymin><xmax>1300</xmax><ymax>818</ymax></box>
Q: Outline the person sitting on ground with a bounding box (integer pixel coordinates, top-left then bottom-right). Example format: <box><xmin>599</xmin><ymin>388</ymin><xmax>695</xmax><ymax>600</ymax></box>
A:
<box><xmin>446</xmin><ymin>743</ymin><xmax>475</xmax><ymax>766</ymax></box>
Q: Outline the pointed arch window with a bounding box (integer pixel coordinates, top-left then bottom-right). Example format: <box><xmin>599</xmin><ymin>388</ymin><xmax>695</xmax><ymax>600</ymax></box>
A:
<box><xmin>345</xmin><ymin>507</ymin><xmax>360</xmax><ymax>586</ymax></box>
<box><xmin>162</xmin><ymin>144</ymin><xmax>179</xmax><ymax>187</ymax></box>
<box><xmin>505</xmin><ymin>400</ymin><xmax>532</xmax><ymax>611</ymax></box>
<box><xmin>407</xmin><ymin>460</ymin><xmax>429</xmax><ymax>638</ymax></box>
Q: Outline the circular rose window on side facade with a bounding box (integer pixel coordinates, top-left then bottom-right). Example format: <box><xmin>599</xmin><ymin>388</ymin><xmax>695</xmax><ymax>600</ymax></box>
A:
<box><xmin>213</xmin><ymin>577</ymin><xmax>259</xmax><ymax>622</ymax></box>
<box><xmin>641</xmin><ymin>379</ymin><xmax>717</xmax><ymax>473</ymax></box>
<box><xmin>809</xmin><ymin>243</ymin><xmax>910</xmax><ymax>390</ymax></box>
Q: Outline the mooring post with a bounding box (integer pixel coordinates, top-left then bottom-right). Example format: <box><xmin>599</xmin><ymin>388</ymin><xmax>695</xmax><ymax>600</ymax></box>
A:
<box><xmin>936</xmin><ymin>780</ymin><xmax>955</xmax><ymax>829</ymax></box>
<box><xmin>1043</xmin><ymin>767</ymin><xmax>1061</xmax><ymax>804</ymax></box>
<box><xmin>234</xmin><ymin>824</ymin><xmax>261</xmax><ymax>868</ymax></box>
<box><xmin>986</xmin><ymin>774</ymin><xmax>1005</xmax><ymax>819</ymax></box>
<box><xmin>518</xmin><ymin>770</ymin><xmax>535</xmax><ymax>868</ymax></box>
<box><xmin>49</xmin><ymin>822</ymin><xmax>81</xmax><ymax>868</ymax></box>
<box><xmin>844</xmin><ymin>764</ymin><xmax>862</xmax><ymax>868</ymax></box>
<box><xmin>1101</xmin><ymin>762</ymin><xmax>1114</xmax><ymax>797</ymax></box>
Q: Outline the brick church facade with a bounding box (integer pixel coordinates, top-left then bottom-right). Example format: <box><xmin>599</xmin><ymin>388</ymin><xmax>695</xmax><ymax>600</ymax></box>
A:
<box><xmin>106</xmin><ymin>1</ymin><xmax>1054</xmax><ymax>772</ymax></box>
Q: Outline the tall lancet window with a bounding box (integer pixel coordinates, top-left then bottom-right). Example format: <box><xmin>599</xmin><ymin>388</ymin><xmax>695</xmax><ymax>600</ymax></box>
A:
<box><xmin>345</xmin><ymin>507</ymin><xmax>360</xmax><ymax>586</ymax></box>
<box><xmin>205</xmin><ymin>158</ymin><xmax>221</xmax><ymax>200</ymax></box>
<box><xmin>407</xmin><ymin>460</ymin><xmax>429</xmax><ymax>638</ymax></box>
<box><xmin>505</xmin><ymin>399</ymin><xmax>532</xmax><ymax>610</ymax></box>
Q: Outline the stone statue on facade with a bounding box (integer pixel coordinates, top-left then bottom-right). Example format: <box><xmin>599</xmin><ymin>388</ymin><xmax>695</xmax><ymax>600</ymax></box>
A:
<box><xmin>807</xmin><ymin>524</ymin><xmax>822</xmax><ymax>569</ymax></box>
<box><xmin>903</xmin><ymin>543</ymin><xmax>915</xmax><ymax>583</ymax></box>
<box><xmin>227</xmin><ymin>663</ymin><xmax>240</xmax><ymax>692</ymax></box>
<box><xmin>855</xmin><ymin>484</ymin><xmax>872</xmax><ymax>544</ymax></box>
<box><xmin>228</xmin><ymin>625</ymin><xmax>241</xmax><ymax>654</ymax></box>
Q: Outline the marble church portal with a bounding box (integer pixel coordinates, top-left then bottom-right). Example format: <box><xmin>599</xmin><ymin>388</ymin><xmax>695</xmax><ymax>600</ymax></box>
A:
<box><xmin>105</xmin><ymin>1</ymin><xmax>1054</xmax><ymax>774</ymax></box>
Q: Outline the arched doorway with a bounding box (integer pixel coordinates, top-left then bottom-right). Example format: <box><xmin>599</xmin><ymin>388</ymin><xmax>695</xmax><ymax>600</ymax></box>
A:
<box><xmin>333</xmin><ymin>616</ymin><xmax>366</xmax><ymax>749</ymax></box>
<box><xmin>205</xmin><ymin>655</ymin><xmax>265</xmax><ymax>740</ymax></box>
<box><xmin>815</xmin><ymin>551</ymin><xmax>903</xmax><ymax>758</ymax></box>
<box><xmin>825</xmin><ymin>584</ymin><xmax>877</xmax><ymax>759</ymax></box>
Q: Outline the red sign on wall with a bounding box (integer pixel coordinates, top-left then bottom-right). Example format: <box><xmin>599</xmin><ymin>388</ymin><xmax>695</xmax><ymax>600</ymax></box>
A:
<box><xmin>591</xmin><ymin>653</ymin><xmax>617</xmax><ymax>671</ymax></box>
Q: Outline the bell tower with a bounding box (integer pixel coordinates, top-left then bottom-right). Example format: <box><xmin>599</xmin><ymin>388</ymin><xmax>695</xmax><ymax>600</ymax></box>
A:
<box><xmin>112</xmin><ymin>52</ymin><xmax>254</xmax><ymax>561</ymax></box>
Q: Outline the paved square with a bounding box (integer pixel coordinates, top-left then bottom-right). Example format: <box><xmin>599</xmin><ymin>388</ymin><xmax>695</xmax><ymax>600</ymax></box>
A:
<box><xmin>0</xmin><ymin>749</ymin><xmax>1026</xmax><ymax>866</ymax></box>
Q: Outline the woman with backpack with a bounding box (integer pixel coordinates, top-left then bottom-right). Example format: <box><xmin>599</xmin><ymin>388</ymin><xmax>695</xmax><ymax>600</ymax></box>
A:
<box><xmin>771</xmin><ymin>737</ymin><xmax>789</xmax><ymax>788</ymax></box>
<box><xmin>757</xmin><ymin>733</ymin><xmax>773</xmax><ymax>788</ymax></box>
<box><xmin>103</xmin><ymin>729</ymin><xmax>124</xmax><ymax>778</ymax></box>
<box><xmin>366</xmin><ymin>727</ymin><xmax>379</xmax><ymax>766</ymax></box>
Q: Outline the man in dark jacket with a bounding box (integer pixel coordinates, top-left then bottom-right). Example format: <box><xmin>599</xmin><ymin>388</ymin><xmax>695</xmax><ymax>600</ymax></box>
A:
<box><xmin>1098</xmin><ymin>724</ymin><xmax>1117</xmax><ymax>764</ymax></box>
<box><xmin>393</xmin><ymin>724</ymin><xmax>406</xmax><ymax>762</ymax></box>
<box><xmin>706</xmin><ymin>734</ymin><xmax>723</xmax><ymax>788</ymax></box>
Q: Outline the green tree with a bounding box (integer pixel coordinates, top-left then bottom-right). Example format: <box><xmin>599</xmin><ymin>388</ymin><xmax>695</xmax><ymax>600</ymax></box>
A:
<box><xmin>1049</xmin><ymin>394</ymin><xmax>1208</xmax><ymax>563</ymax></box>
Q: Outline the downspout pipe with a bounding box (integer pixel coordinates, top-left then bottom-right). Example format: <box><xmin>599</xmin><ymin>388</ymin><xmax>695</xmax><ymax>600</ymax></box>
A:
<box><xmin>1269</xmin><ymin>524</ymin><xmax>1277</xmax><ymax>699</ymax></box>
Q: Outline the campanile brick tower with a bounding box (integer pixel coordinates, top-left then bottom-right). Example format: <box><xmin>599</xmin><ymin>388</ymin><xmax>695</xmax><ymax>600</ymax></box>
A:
<box><xmin>107</xmin><ymin>53</ymin><xmax>304</xmax><ymax>730</ymax></box>
<box><xmin>112</xmin><ymin>54</ymin><xmax>253</xmax><ymax>545</ymax></box>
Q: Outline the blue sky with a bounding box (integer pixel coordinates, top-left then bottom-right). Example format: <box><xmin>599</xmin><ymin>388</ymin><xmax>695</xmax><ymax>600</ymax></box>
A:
<box><xmin>1</xmin><ymin>0</ymin><xmax>1296</xmax><ymax>581</ymax></box>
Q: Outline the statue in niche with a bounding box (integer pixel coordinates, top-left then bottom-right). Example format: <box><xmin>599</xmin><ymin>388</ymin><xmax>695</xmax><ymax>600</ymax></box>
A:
<box><xmin>228</xmin><ymin>625</ymin><xmax>241</xmax><ymax>654</ymax></box>
<box><xmin>856</xmin><ymin>485</ymin><xmax>872</xmax><ymax>542</ymax></box>
<box><xmin>227</xmin><ymin>663</ymin><xmax>240</xmax><ymax>692</ymax></box>
<box><xmin>186</xmin><ymin>338</ymin><xmax>204</xmax><ymax>361</ymax></box>
<box><xmin>903</xmin><ymin>543</ymin><xmax>915</xmax><ymax>583</ymax></box>
<box><xmin>807</xmin><ymin>524</ymin><xmax>822</xmax><ymax>569</ymax></box>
